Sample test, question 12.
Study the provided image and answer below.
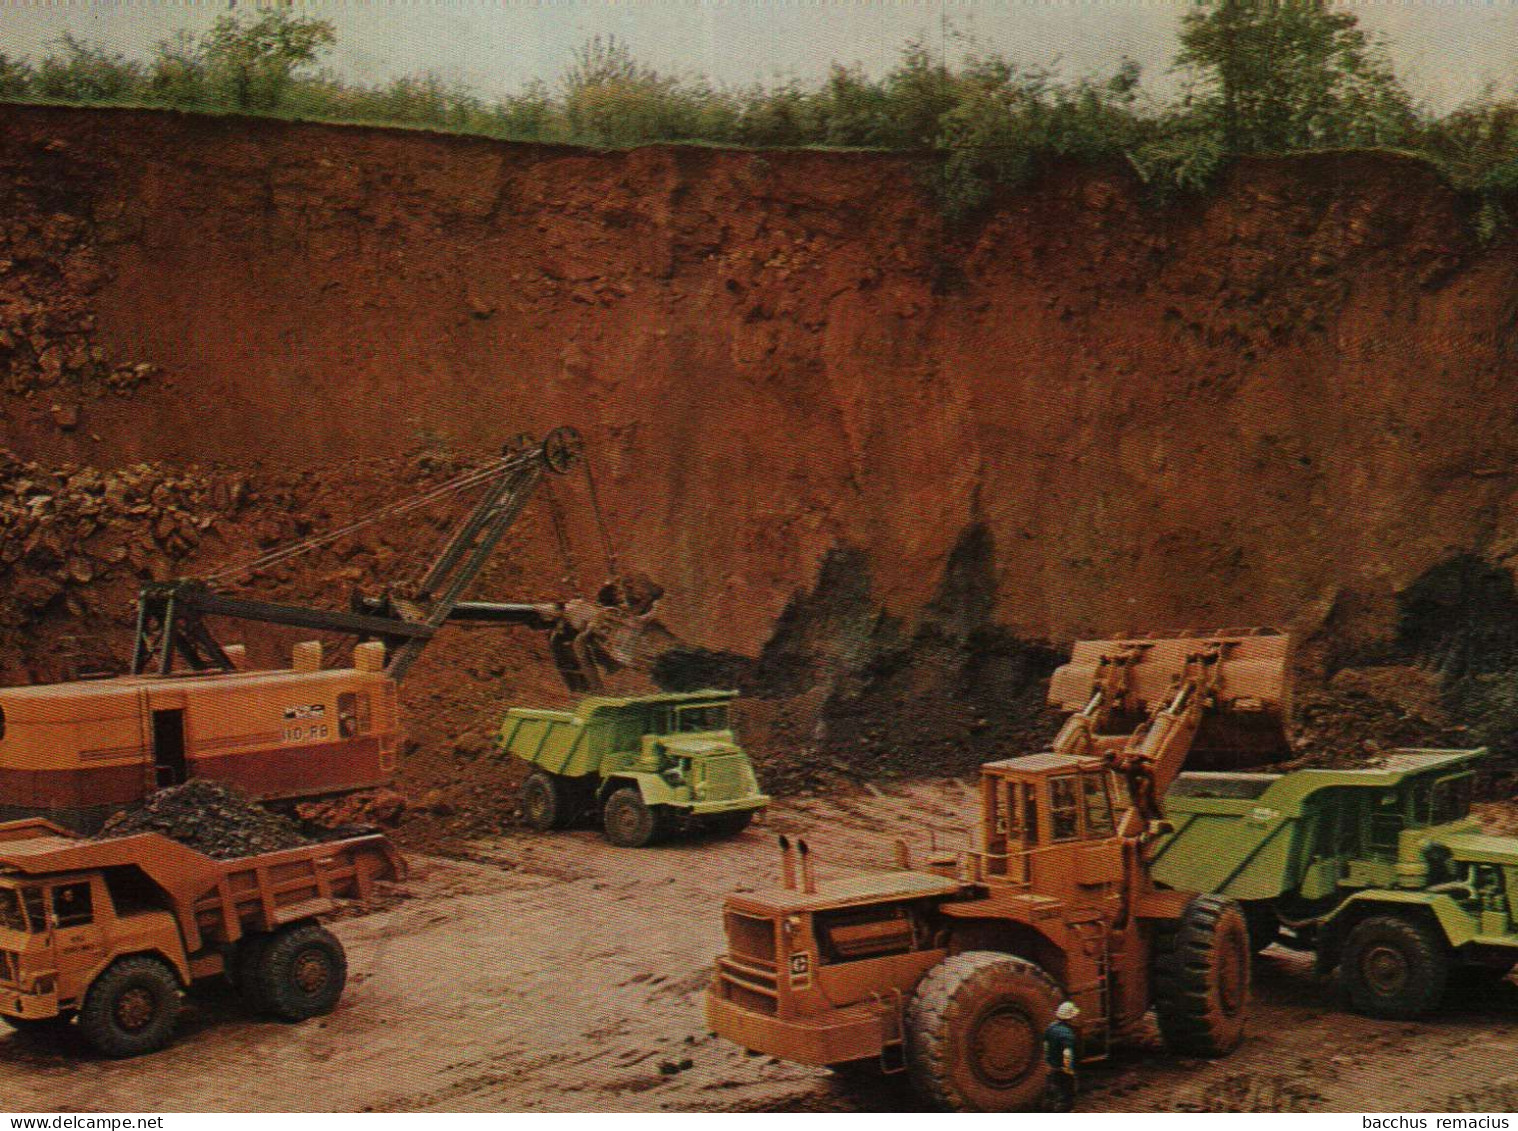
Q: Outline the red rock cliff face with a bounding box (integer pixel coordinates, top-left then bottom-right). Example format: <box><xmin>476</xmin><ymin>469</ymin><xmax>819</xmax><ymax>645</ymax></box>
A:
<box><xmin>3</xmin><ymin>105</ymin><xmax>1517</xmax><ymax>667</ymax></box>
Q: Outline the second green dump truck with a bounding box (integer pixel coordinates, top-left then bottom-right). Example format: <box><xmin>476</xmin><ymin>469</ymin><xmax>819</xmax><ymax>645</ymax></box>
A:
<box><xmin>1151</xmin><ymin>747</ymin><xmax>1518</xmax><ymax>1018</ymax></box>
<box><xmin>500</xmin><ymin>690</ymin><xmax>769</xmax><ymax>847</ymax></box>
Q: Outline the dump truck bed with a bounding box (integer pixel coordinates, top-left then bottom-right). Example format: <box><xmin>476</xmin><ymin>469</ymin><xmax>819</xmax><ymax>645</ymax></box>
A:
<box><xmin>0</xmin><ymin>819</ymin><xmax>405</xmax><ymax>950</ymax></box>
<box><xmin>1149</xmin><ymin>749</ymin><xmax>1486</xmax><ymax>901</ymax></box>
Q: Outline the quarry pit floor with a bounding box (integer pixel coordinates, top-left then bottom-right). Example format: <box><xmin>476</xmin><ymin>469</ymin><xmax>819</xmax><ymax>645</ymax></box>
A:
<box><xmin>4</xmin><ymin>778</ymin><xmax>1517</xmax><ymax>1113</ymax></box>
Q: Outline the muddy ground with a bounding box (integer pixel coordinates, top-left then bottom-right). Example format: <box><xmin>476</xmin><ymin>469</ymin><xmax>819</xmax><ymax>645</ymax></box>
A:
<box><xmin>5</xmin><ymin>778</ymin><xmax>1517</xmax><ymax>1114</ymax></box>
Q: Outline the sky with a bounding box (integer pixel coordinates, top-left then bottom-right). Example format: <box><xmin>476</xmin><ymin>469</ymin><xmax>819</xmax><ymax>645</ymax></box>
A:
<box><xmin>1</xmin><ymin>1</ymin><xmax>1515</xmax><ymax>110</ymax></box>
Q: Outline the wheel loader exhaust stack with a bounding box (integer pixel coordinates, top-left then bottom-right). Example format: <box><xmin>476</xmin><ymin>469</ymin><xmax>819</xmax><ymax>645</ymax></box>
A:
<box><xmin>707</xmin><ymin>629</ymin><xmax>1292</xmax><ymax>1112</ymax></box>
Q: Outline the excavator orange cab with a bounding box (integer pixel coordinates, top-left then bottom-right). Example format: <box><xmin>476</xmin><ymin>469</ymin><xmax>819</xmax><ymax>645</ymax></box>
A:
<box><xmin>708</xmin><ymin>629</ymin><xmax>1292</xmax><ymax>1112</ymax></box>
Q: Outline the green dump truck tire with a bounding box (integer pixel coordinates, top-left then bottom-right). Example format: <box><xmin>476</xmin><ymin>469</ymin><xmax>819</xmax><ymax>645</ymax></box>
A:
<box><xmin>602</xmin><ymin>785</ymin><xmax>669</xmax><ymax>848</ymax></box>
<box><xmin>1339</xmin><ymin>913</ymin><xmax>1448</xmax><ymax>1019</ymax></box>
<box><xmin>521</xmin><ymin>770</ymin><xmax>576</xmax><ymax>831</ymax></box>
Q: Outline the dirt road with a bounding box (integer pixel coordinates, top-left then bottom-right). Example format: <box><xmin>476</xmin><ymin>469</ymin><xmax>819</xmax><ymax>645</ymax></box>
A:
<box><xmin>4</xmin><ymin>779</ymin><xmax>1517</xmax><ymax>1113</ymax></box>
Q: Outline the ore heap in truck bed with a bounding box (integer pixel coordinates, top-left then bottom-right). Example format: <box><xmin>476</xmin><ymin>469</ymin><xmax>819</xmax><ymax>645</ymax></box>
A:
<box><xmin>98</xmin><ymin>779</ymin><xmax>313</xmax><ymax>859</ymax></box>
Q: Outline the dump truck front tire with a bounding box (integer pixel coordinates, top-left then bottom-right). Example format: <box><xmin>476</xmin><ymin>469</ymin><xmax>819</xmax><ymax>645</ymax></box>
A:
<box><xmin>602</xmin><ymin>786</ymin><xmax>667</xmax><ymax>848</ymax></box>
<box><xmin>521</xmin><ymin>771</ymin><xmax>572</xmax><ymax>831</ymax></box>
<box><xmin>905</xmin><ymin>951</ymin><xmax>1062</xmax><ymax>1112</ymax></box>
<box><xmin>255</xmin><ymin>922</ymin><xmax>348</xmax><ymax>1021</ymax></box>
<box><xmin>1153</xmin><ymin>895</ymin><xmax>1250</xmax><ymax>1057</ymax></box>
<box><xmin>77</xmin><ymin>956</ymin><xmax>181</xmax><ymax>1058</ymax></box>
<box><xmin>1339</xmin><ymin>914</ymin><xmax>1447</xmax><ymax>1019</ymax></box>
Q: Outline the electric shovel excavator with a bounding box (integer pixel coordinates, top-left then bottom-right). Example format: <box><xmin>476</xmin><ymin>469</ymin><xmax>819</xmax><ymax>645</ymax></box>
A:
<box><xmin>706</xmin><ymin>629</ymin><xmax>1291</xmax><ymax>1112</ymax></box>
<box><xmin>0</xmin><ymin>427</ymin><xmax>678</xmax><ymax>830</ymax></box>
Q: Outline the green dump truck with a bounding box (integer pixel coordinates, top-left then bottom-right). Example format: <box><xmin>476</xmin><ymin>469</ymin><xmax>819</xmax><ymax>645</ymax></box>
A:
<box><xmin>499</xmin><ymin>690</ymin><xmax>769</xmax><ymax>847</ymax></box>
<box><xmin>1150</xmin><ymin>747</ymin><xmax>1518</xmax><ymax>1018</ymax></box>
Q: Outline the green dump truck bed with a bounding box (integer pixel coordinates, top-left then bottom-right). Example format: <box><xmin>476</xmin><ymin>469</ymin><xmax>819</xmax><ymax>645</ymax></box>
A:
<box><xmin>501</xmin><ymin>690</ymin><xmax>742</xmax><ymax>778</ymax></box>
<box><xmin>1151</xmin><ymin>749</ymin><xmax>1488</xmax><ymax>903</ymax></box>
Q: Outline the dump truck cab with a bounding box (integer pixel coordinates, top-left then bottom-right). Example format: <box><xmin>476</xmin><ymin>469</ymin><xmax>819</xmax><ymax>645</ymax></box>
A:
<box><xmin>1153</xmin><ymin>748</ymin><xmax>1518</xmax><ymax>1018</ymax></box>
<box><xmin>502</xmin><ymin>689</ymin><xmax>769</xmax><ymax>847</ymax></box>
<box><xmin>0</xmin><ymin>862</ymin><xmax>184</xmax><ymax>1023</ymax></box>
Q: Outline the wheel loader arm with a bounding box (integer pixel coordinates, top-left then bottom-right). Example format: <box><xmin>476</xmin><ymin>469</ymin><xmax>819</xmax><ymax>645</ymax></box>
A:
<box><xmin>1112</xmin><ymin>649</ymin><xmax>1221</xmax><ymax>836</ymax></box>
<box><xmin>1048</xmin><ymin>630</ymin><xmax>1291</xmax><ymax>837</ymax></box>
<box><xmin>1049</xmin><ymin>644</ymin><xmax>1145</xmax><ymax>760</ymax></box>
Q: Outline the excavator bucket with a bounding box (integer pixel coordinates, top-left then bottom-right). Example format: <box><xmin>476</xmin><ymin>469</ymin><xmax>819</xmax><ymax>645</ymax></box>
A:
<box><xmin>1048</xmin><ymin>629</ymin><xmax>1293</xmax><ymax>769</ymax></box>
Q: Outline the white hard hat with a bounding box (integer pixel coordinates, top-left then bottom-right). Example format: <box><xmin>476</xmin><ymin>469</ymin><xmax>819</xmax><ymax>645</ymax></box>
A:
<box><xmin>1056</xmin><ymin>1001</ymin><xmax>1080</xmax><ymax>1021</ymax></box>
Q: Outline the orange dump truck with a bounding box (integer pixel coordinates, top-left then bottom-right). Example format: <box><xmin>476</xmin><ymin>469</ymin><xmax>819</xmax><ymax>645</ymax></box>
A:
<box><xmin>0</xmin><ymin>818</ymin><xmax>404</xmax><ymax>1056</ymax></box>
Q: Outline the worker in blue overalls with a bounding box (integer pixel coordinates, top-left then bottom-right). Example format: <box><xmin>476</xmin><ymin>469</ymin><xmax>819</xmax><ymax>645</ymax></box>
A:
<box><xmin>1042</xmin><ymin>1000</ymin><xmax>1081</xmax><ymax>1111</ymax></box>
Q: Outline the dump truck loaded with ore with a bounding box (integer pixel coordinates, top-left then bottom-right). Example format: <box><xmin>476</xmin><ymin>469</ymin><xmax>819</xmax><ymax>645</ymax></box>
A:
<box><xmin>0</xmin><ymin>817</ymin><xmax>403</xmax><ymax>1057</ymax></box>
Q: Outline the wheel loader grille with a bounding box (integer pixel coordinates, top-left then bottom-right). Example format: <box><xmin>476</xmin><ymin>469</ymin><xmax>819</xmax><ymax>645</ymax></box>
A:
<box><xmin>703</xmin><ymin>755</ymin><xmax>749</xmax><ymax>800</ymax></box>
<box><xmin>725</xmin><ymin>911</ymin><xmax>777</xmax><ymax>963</ymax></box>
<box><xmin>717</xmin><ymin>913</ymin><xmax>779</xmax><ymax>1016</ymax></box>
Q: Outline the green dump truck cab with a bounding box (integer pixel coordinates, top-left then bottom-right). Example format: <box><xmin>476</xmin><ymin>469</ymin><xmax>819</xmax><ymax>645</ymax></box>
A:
<box><xmin>500</xmin><ymin>690</ymin><xmax>769</xmax><ymax>848</ymax></box>
<box><xmin>1151</xmin><ymin>748</ymin><xmax>1515</xmax><ymax>1018</ymax></box>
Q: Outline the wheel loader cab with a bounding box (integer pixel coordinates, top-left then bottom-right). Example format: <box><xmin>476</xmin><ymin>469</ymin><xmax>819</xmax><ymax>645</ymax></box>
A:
<box><xmin>978</xmin><ymin>754</ymin><xmax>1124</xmax><ymax>897</ymax></box>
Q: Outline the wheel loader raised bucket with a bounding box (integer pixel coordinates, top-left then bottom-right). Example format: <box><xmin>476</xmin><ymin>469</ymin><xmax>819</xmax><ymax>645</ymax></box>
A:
<box><xmin>1048</xmin><ymin>628</ymin><xmax>1293</xmax><ymax>769</ymax></box>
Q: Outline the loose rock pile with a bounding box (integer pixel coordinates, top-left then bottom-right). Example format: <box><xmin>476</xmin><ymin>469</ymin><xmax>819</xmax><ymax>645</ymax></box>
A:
<box><xmin>0</xmin><ymin>448</ymin><xmax>246</xmax><ymax>630</ymax></box>
<box><xmin>99</xmin><ymin>780</ymin><xmax>313</xmax><ymax>859</ymax></box>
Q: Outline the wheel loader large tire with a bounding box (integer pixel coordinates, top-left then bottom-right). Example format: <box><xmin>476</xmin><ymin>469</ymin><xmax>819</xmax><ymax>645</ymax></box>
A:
<box><xmin>521</xmin><ymin>771</ymin><xmax>572</xmax><ymax>831</ymax></box>
<box><xmin>602</xmin><ymin>786</ymin><xmax>667</xmax><ymax>848</ymax></box>
<box><xmin>905</xmin><ymin>951</ymin><xmax>1062</xmax><ymax>1112</ymax></box>
<box><xmin>254</xmin><ymin>921</ymin><xmax>348</xmax><ymax>1021</ymax></box>
<box><xmin>1339</xmin><ymin>914</ymin><xmax>1447</xmax><ymax>1019</ymax></box>
<box><xmin>77</xmin><ymin>956</ymin><xmax>181</xmax><ymax>1058</ymax></box>
<box><xmin>1153</xmin><ymin>894</ymin><xmax>1251</xmax><ymax>1057</ymax></box>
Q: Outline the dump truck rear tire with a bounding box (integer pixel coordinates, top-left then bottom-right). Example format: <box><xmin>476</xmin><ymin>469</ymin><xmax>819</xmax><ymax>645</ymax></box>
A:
<box><xmin>521</xmin><ymin>771</ymin><xmax>572</xmax><ymax>831</ymax></box>
<box><xmin>255</xmin><ymin>922</ymin><xmax>348</xmax><ymax>1021</ymax></box>
<box><xmin>77</xmin><ymin>956</ymin><xmax>180</xmax><ymax>1058</ymax></box>
<box><xmin>1153</xmin><ymin>895</ymin><xmax>1250</xmax><ymax>1057</ymax></box>
<box><xmin>905</xmin><ymin>951</ymin><xmax>1062</xmax><ymax>1112</ymax></box>
<box><xmin>236</xmin><ymin>932</ymin><xmax>273</xmax><ymax>1013</ymax></box>
<box><xmin>602</xmin><ymin>787</ymin><xmax>666</xmax><ymax>848</ymax></box>
<box><xmin>1340</xmin><ymin>914</ymin><xmax>1447</xmax><ymax>1019</ymax></box>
